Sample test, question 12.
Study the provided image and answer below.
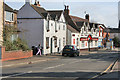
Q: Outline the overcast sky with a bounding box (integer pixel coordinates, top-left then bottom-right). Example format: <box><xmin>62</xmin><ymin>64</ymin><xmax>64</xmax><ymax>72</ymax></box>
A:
<box><xmin>5</xmin><ymin>0</ymin><xmax>119</xmax><ymax>28</ymax></box>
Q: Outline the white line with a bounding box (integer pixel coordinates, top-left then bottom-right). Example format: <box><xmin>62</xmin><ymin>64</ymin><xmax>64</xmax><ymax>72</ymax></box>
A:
<box><xmin>2</xmin><ymin>77</ymin><xmax>78</xmax><ymax>79</ymax></box>
<box><xmin>3</xmin><ymin>71</ymin><xmax>33</xmax><ymax>78</ymax></box>
<box><xmin>43</xmin><ymin>64</ymin><xmax>65</xmax><ymax>70</ymax></box>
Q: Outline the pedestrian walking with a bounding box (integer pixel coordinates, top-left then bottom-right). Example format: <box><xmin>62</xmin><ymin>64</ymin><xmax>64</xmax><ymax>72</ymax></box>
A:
<box><xmin>36</xmin><ymin>44</ymin><xmax>42</xmax><ymax>56</ymax></box>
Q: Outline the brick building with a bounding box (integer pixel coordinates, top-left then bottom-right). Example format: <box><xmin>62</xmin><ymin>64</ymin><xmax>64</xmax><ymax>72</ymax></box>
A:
<box><xmin>0</xmin><ymin>0</ymin><xmax>3</xmax><ymax>46</ymax></box>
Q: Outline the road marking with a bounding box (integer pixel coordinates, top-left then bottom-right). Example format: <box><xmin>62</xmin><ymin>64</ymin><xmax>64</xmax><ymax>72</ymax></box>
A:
<box><xmin>88</xmin><ymin>58</ymin><xmax>118</xmax><ymax>80</ymax></box>
<box><xmin>2</xmin><ymin>77</ymin><xmax>78</xmax><ymax>79</ymax></box>
<box><xmin>43</xmin><ymin>64</ymin><xmax>65</xmax><ymax>70</ymax></box>
<box><xmin>3</xmin><ymin>71</ymin><xmax>33</xmax><ymax>78</ymax></box>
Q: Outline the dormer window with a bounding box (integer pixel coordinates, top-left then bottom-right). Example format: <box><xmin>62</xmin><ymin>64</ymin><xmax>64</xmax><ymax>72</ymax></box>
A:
<box><xmin>55</xmin><ymin>21</ymin><xmax>58</xmax><ymax>32</ymax></box>
<box><xmin>46</xmin><ymin>20</ymin><xmax>50</xmax><ymax>32</ymax></box>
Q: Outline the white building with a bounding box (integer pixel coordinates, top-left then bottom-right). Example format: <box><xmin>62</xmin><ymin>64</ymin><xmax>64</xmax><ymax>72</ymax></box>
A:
<box><xmin>17</xmin><ymin>1</ymin><xmax>66</xmax><ymax>54</ymax></box>
<box><xmin>0</xmin><ymin>0</ymin><xmax>3</xmax><ymax>46</ymax></box>
<box><xmin>64</xmin><ymin>6</ymin><xmax>105</xmax><ymax>50</ymax></box>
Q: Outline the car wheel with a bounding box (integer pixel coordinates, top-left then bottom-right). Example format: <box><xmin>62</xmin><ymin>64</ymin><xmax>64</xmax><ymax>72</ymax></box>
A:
<box><xmin>64</xmin><ymin>54</ymin><xmax>67</xmax><ymax>57</ymax></box>
<box><xmin>62</xmin><ymin>53</ymin><xmax>64</xmax><ymax>56</ymax></box>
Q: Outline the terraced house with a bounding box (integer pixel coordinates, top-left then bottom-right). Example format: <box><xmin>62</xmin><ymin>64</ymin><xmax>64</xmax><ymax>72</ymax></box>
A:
<box><xmin>17</xmin><ymin>0</ymin><xmax>66</xmax><ymax>55</ymax></box>
<box><xmin>64</xmin><ymin>5</ymin><xmax>106</xmax><ymax>50</ymax></box>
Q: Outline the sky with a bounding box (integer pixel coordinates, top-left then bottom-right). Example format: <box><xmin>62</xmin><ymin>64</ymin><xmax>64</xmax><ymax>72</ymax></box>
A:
<box><xmin>4</xmin><ymin>0</ymin><xmax>119</xmax><ymax>28</ymax></box>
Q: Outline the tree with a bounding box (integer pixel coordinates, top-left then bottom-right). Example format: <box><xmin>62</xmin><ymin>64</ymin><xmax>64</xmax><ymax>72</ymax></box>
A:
<box><xmin>112</xmin><ymin>37</ymin><xmax>120</xmax><ymax>47</ymax></box>
<box><xmin>3</xmin><ymin>25</ymin><xmax>30</xmax><ymax>51</ymax></box>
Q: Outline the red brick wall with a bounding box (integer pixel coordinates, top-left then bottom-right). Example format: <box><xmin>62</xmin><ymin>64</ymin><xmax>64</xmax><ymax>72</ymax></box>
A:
<box><xmin>1</xmin><ymin>47</ymin><xmax>33</xmax><ymax>61</ymax></box>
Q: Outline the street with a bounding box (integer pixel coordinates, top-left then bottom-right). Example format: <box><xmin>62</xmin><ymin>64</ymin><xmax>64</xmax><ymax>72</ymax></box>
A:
<box><xmin>2</xmin><ymin>50</ymin><xmax>120</xmax><ymax>80</ymax></box>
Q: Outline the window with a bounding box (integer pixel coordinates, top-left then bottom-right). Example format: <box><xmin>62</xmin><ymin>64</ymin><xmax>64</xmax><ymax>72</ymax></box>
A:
<box><xmin>55</xmin><ymin>22</ymin><xmax>57</xmax><ymax>32</ymax></box>
<box><xmin>63</xmin><ymin>25</ymin><xmax>65</xmax><ymax>30</ymax></box>
<box><xmin>46</xmin><ymin>37</ymin><xmax>49</xmax><ymax>49</ymax></box>
<box><xmin>12</xmin><ymin>13</ymin><xmax>14</xmax><ymax>21</ymax></box>
<box><xmin>91</xmin><ymin>41</ymin><xmax>93</xmax><ymax>47</ymax></box>
<box><xmin>46</xmin><ymin>20</ymin><xmax>50</xmax><ymax>32</ymax></box>
<box><xmin>77</xmin><ymin>38</ymin><xmax>79</xmax><ymax>46</ymax></box>
<box><xmin>51</xmin><ymin>23</ymin><xmax>53</xmax><ymax>26</ymax></box>
<box><xmin>5</xmin><ymin>11</ymin><xmax>14</xmax><ymax>22</ymax></box>
<box><xmin>95</xmin><ymin>41</ymin><xmax>97</xmax><ymax>46</ymax></box>
<box><xmin>81</xmin><ymin>41</ymin><xmax>84</xmax><ymax>47</ymax></box>
<box><xmin>81</xmin><ymin>28</ymin><xmax>84</xmax><ymax>34</ymax></box>
<box><xmin>63</xmin><ymin>37</ymin><xmax>65</xmax><ymax>46</ymax></box>
<box><xmin>59</xmin><ymin>24</ymin><xmax>60</xmax><ymax>30</ymax></box>
<box><xmin>54</xmin><ymin>38</ymin><xmax>57</xmax><ymax>47</ymax></box>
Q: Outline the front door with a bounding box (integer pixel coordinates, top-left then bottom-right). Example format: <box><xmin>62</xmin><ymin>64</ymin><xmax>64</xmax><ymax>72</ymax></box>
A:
<box><xmin>50</xmin><ymin>38</ymin><xmax>53</xmax><ymax>53</ymax></box>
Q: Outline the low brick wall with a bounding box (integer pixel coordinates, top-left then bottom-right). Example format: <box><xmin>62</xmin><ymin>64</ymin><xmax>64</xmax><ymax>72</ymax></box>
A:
<box><xmin>1</xmin><ymin>47</ymin><xmax>33</xmax><ymax>61</ymax></box>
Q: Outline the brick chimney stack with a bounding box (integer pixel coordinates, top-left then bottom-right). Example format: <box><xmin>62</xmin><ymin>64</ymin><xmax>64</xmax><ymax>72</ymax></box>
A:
<box><xmin>34</xmin><ymin>0</ymin><xmax>41</xmax><ymax>6</ymax></box>
<box><xmin>64</xmin><ymin>5</ymin><xmax>70</xmax><ymax>15</ymax></box>
<box><xmin>85</xmin><ymin>14</ymin><xmax>89</xmax><ymax>21</ymax></box>
<box><xmin>25</xmin><ymin>0</ymin><xmax>32</xmax><ymax>4</ymax></box>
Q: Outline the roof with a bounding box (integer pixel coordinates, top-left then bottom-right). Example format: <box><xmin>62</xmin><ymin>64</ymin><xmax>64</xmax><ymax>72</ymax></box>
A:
<box><xmin>64</xmin><ymin>14</ymin><xmax>80</xmax><ymax>32</ymax></box>
<box><xmin>70</xmin><ymin>15</ymin><xmax>89</xmax><ymax>22</ymax></box>
<box><xmin>4</xmin><ymin>3</ymin><xmax>17</xmax><ymax>13</ymax></box>
<box><xmin>67</xmin><ymin>25</ymin><xmax>79</xmax><ymax>33</ymax></box>
<box><xmin>47</xmin><ymin>10</ymin><xmax>63</xmax><ymax>20</ymax></box>
<box><xmin>105</xmin><ymin>28</ymin><xmax>120</xmax><ymax>33</ymax></box>
<box><xmin>75</xmin><ymin>22</ymin><xmax>84</xmax><ymax>29</ymax></box>
<box><xmin>31</xmin><ymin>5</ymin><xmax>48</xmax><ymax>18</ymax></box>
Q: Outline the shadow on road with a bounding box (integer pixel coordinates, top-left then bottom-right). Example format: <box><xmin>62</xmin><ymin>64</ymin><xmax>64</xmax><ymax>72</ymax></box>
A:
<box><xmin>2</xmin><ymin>71</ymin><xmax>119</xmax><ymax>80</ymax></box>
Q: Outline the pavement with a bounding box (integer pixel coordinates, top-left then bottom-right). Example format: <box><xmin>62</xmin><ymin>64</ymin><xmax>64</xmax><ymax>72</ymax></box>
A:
<box><xmin>1</xmin><ymin>48</ymin><xmax>119</xmax><ymax>68</ymax></box>
<box><xmin>1</xmin><ymin>54</ymin><xmax>61</xmax><ymax>68</ymax></box>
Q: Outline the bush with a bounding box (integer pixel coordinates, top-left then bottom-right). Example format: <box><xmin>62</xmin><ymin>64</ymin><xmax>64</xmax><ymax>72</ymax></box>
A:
<box><xmin>3</xmin><ymin>38</ymin><xmax>30</xmax><ymax>51</ymax></box>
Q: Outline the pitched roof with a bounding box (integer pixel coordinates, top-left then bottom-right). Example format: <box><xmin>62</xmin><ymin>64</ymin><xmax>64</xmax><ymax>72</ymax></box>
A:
<box><xmin>64</xmin><ymin>14</ymin><xmax>80</xmax><ymax>32</ymax></box>
<box><xmin>70</xmin><ymin>15</ymin><xmax>89</xmax><ymax>22</ymax></box>
<box><xmin>4</xmin><ymin>3</ymin><xmax>16</xmax><ymax>13</ymax></box>
<box><xmin>105</xmin><ymin>28</ymin><xmax>120</xmax><ymax>33</ymax></box>
<box><xmin>75</xmin><ymin>22</ymin><xmax>84</xmax><ymax>29</ymax></box>
<box><xmin>67</xmin><ymin>25</ymin><xmax>79</xmax><ymax>33</ymax></box>
<box><xmin>31</xmin><ymin>5</ymin><xmax>48</xmax><ymax>18</ymax></box>
<box><xmin>47</xmin><ymin>10</ymin><xmax>63</xmax><ymax>20</ymax></box>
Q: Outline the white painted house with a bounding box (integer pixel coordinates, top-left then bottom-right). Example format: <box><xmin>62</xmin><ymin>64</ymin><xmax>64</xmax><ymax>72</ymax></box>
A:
<box><xmin>17</xmin><ymin>1</ymin><xmax>66</xmax><ymax>54</ymax></box>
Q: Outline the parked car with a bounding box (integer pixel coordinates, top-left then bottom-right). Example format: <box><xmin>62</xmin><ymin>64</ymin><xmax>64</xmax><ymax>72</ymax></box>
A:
<box><xmin>62</xmin><ymin>45</ymin><xmax>80</xmax><ymax>57</ymax></box>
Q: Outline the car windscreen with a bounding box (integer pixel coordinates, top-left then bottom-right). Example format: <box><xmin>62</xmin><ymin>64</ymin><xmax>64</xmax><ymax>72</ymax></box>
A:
<box><xmin>64</xmin><ymin>45</ymin><xmax>73</xmax><ymax>49</ymax></box>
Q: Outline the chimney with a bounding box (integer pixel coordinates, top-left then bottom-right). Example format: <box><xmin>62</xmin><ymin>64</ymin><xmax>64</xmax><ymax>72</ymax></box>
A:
<box><xmin>34</xmin><ymin>0</ymin><xmax>41</xmax><ymax>7</ymax></box>
<box><xmin>64</xmin><ymin>5</ymin><xmax>70</xmax><ymax>15</ymax></box>
<box><xmin>37</xmin><ymin>1</ymin><xmax>41</xmax><ymax>6</ymax></box>
<box><xmin>119</xmin><ymin>20</ymin><xmax>120</xmax><ymax>28</ymax></box>
<box><xmin>85</xmin><ymin>14</ymin><xmax>89</xmax><ymax>21</ymax></box>
<box><xmin>25</xmin><ymin>0</ymin><xmax>31</xmax><ymax>4</ymax></box>
<box><xmin>34</xmin><ymin>0</ymin><xmax>37</xmax><ymax>5</ymax></box>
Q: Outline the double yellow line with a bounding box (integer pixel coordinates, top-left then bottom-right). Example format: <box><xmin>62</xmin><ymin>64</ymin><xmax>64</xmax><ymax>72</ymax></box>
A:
<box><xmin>88</xmin><ymin>58</ymin><xmax>118</xmax><ymax>80</ymax></box>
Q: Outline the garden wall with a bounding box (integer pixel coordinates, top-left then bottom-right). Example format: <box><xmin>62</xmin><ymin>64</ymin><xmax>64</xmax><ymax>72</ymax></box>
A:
<box><xmin>1</xmin><ymin>47</ymin><xmax>33</xmax><ymax>61</ymax></box>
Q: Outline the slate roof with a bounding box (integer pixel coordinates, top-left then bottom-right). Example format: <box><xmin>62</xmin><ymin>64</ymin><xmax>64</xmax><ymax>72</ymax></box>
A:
<box><xmin>67</xmin><ymin>25</ymin><xmax>79</xmax><ymax>33</ymax></box>
<box><xmin>64</xmin><ymin>14</ymin><xmax>80</xmax><ymax>32</ymax></box>
<box><xmin>70</xmin><ymin>15</ymin><xmax>88</xmax><ymax>22</ymax></box>
<box><xmin>75</xmin><ymin>22</ymin><xmax>84</xmax><ymax>30</ymax></box>
<box><xmin>47</xmin><ymin>10</ymin><xmax>63</xmax><ymax>21</ymax></box>
<box><xmin>31</xmin><ymin>5</ymin><xmax>48</xmax><ymax>18</ymax></box>
<box><xmin>105</xmin><ymin>28</ymin><xmax>120</xmax><ymax>33</ymax></box>
<box><xmin>4</xmin><ymin>3</ymin><xmax>17</xmax><ymax>13</ymax></box>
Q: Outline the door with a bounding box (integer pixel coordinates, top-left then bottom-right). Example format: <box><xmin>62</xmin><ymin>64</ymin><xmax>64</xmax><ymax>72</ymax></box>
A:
<box><xmin>50</xmin><ymin>38</ymin><xmax>53</xmax><ymax>53</ymax></box>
